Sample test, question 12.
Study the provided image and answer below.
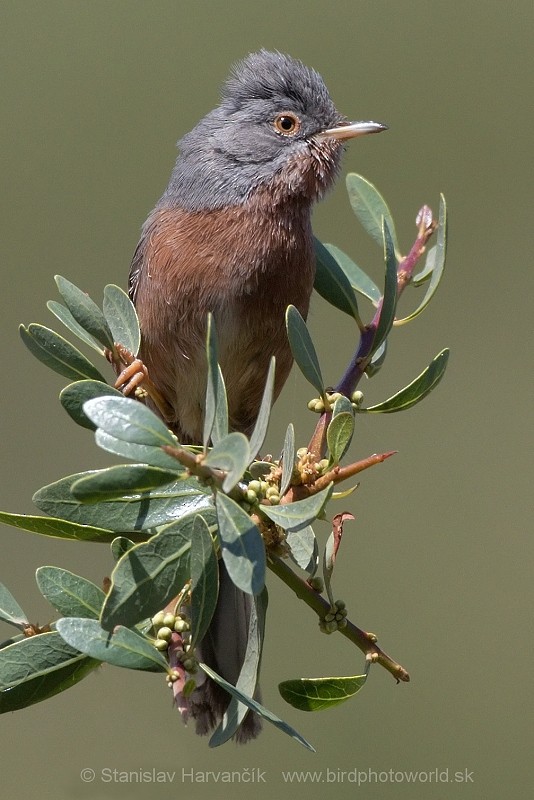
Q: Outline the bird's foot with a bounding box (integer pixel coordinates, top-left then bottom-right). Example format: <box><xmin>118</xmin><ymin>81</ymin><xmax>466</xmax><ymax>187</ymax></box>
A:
<box><xmin>110</xmin><ymin>343</ymin><xmax>174</xmax><ymax>422</ymax></box>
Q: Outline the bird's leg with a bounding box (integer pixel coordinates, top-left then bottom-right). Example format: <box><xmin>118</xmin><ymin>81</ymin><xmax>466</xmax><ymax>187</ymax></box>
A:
<box><xmin>108</xmin><ymin>343</ymin><xmax>175</xmax><ymax>422</ymax></box>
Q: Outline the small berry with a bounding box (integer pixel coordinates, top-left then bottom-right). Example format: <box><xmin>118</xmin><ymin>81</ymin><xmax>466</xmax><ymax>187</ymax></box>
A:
<box><xmin>157</xmin><ymin>626</ymin><xmax>173</xmax><ymax>641</ymax></box>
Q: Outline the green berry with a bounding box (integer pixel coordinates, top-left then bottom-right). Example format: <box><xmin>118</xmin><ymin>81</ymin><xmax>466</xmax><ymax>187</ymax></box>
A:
<box><xmin>268</xmin><ymin>493</ymin><xmax>280</xmax><ymax>505</ymax></box>
<box><xmin>248</xmin><ymin>480</ymin><xmax>262</xmax><ymax>494</ymax></box>
<box><xmin>308</xmin><ymin>576</ymin><xmax>324</xmax><ymax>592</ymax></box>
<box><xmin>337</xmin><ymin>618</ymin><xmax>348</xmax><ymax>629</ymax></box>
<box><xmin>246</xmin><ymin>489</ymin><xmax>257</xmax><ymax>504</ymax></box>
<box><xmin>325</xmin><ymin>620</ymin><xmax>338</xmax><ymax>633</ymax></box>
<box><xmin>151</xmin><ymin>611</ymin><xmax>165</xmax><ymax>628</ymax></box>
<box><xmin>324</xmin><ymin>612</ymin><xmax>335</xmax><ymax>623</ymax></box>
<box><xmin>157</xmin><ymin>626</ymin><xmax>173</xmax><ymax>641</ymax></box>
<box><xmin>162</xmin><ymin>612</ymin><xmax>176</xmax><ymax>628</ymax></box>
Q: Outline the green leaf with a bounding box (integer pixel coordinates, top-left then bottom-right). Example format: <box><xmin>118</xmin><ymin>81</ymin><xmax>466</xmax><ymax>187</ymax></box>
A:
<box><xmin>0</xmin><ymin>582</ymin><xmax>28</xmax><ymax>628</ymax></box>
<box><xmin>365</xmin><ymin>339</ymin><xmax>387</xmax><ymax>378</ymax></box>
<box><xmin>99</xmin><ymin>511</ymin><xmax>212</xmax><ymax>630</ymax></box>
<box><xmin>47</xmin><ymin>300</ymin><xmax>105</xmax><ymax>354</ymax></box>
<box><xmin>71</xmin><ymin>464</ymin><xmax>181</xmax><ymax>503</ymax></box>
<box><xmin>0</xmin><ymin>631</ymin><xmax>100</xmax><ymax>713</ymax></box>
<box><xmin>36</xmin><ymin>567</ymin><xmax>105</xmax><ymax>619</ymax></box>
<box><xmin>248</xmin><ymin>357</ymin><xmax>275</xmax><ymax>459</ymax></box>
<box><xmin>201</xmin><ymin>661</ymin><xmax>314</xmax><ymax>751</ymax></box>
<box><xmin>60</xmin><ymin>380</ymin><xmax>123</xmax><ymax>430</ymax></box>
<box><xmin>83</xmin><ymin>395</ymin><xmax>176</xmax><ymax>447</ymax></box>
<box><xmin>210</xmin><ymin>587</ymin><xmax>268</xmax><ymax>746</ymax></box>
<box><xmin>279</xmin><ymin>423</ymin><xmax>295</xmax><ymax>497</ymax></box>
<box><xmin>56</xmin><ymin>618</ymin><xmax>167</xmax><ymax>672</ymax></box>
<box><xmin>203</xmin><ymin>313</ymin><xmax>227</xmax><ymax>447</ymax></box>
<box><xmin>285</xmin><ymin>305</ymin><xmax>324</xmax><ymax>396</ymax></box>
<box><xmin>322</xmin><ymin>243</ymin><xmax>381</xmax><ymax>305</ymax></box>
<box><xmin>103</xmin><ymin>284</ymin><xmax>141</xmax><ymax>355</ymax></box>
<box><xmin>19</xmin><ymin>323</ymin><xmax>106</xmax><ymax>382</ymax></box>
<box><xmin>327</xmin><ymin>411</ymin><xmax>354</xmax><ymax>465</ymax></box>
<box><xmin>395</xmin><ymin>194</ymin><xmax>448</xmax><ymax>325</ymax></box>
<box><xmin>248</xmin><ymin>461</ymin><xmax>275</xmax><ymax>480</ymax></box>
<box><xmin>33</xmin><ymin>473</ymin><xmax>212</xmax><ymax>532</ymax></box>
<box><xmin>111</xmin><ymin>536</ymin><xmax>136</xmax><ymax>561</ymax></box>
<box><xmin>371</xmin><ymin>219</ymin><xmax>398</xmax><ymax>356</ymax></box>
<box><xmin>313</xmin><ymin>239</ymin><xmax>363</xmax><ymax>324</ymax></box>
<box><xmin>189</xmin><ymin>516</ymin><xmax>219</xmax><ymax>650</ymax></box>
<box><xmin>362</xmin><ymin>349</ymin><xmax>450</xmax><ymax>413</ymax></box>
<box><xmin>55</xmin><ymin>275</ymin><xmax>114</xmax><ymax>350</ymax></box>
<box><xmin>279</xmin><ymin>674</ymin><xmax>367</xmax><ymax>711</ymax></box>
<box><xmin>94</xmin><ymin>429</ymin><xmax>185</xmax><ymax>470</ymax></box>
<box><xmin>286</xmin><ymin>526</ymin><xmax>318</xmax><ymax>573</ymax></box>
<box><xmin>204</xmin><ymin>432</ymin><xmax>250</xmax><ymax>493</ymax></box>
<box><xmin>215</xmin><ymin>493</ymin><xmax>266</xmax><ymax>596</ymax></box>
<box><xmin>260</xmin><ymin>483</ymin><xmax>333</xmax><ymax>532</ymax></box>
<box><xmin>346</xmin><ymin>173</ymin><xmax>399</xmax><ymax>255</ymax></box>
<box><xmin>0</xmin><ymin>510</ymin><xmax>115</xmax><ymax>542</ymax></box>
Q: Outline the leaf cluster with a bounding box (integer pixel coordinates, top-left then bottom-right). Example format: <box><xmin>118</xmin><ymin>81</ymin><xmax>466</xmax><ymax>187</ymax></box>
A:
<box><xmin>1</xmin><ymin>175</ymin><xmax>449</xmax><ymax>749</ymax></box>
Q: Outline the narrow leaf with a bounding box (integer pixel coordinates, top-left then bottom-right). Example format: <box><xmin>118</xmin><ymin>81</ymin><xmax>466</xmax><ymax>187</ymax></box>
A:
<box><xmin>19</xmin><ymin>323</ymin><xmax>106</xmax><ymax>382</ymax></box>
<box><xmin>286</xmin><ymin>526</ymin><xmax>318</xmax><ymax>573</ymax></box>
<box><xmin>327</xmin><ymin>412</ymin><xmax>354</xmax><ymax>465</ymax></box>
<box><xmin>55</xmin><ymin>275</ymin><xmax>114</xmax><ymax>349</ymax></box>
<box><xmin>60</xmin><ymin>380</ymin><xmax>123</xmax><ymax>430</ymax></box>
<box><xmin>36</xmin><ymin>567</ymin><xmax>105</xmax><ymax>619</ymax></box>
<box><xmin>313</xmin><ymin>239</ymin><xmax>363</xmax><ymax>323</ymax></box>
<box><xmin>216</xmin><ymin>493</ymin><xmax>266</xmax><ymax>596</ymax></box>
<box><xmin>201</xmin><ymin>661</ymin><xmax>315</xmax><ymax>752</ymax></box>
<box><xmin>204</xmin><ymin>432</ymin><xmax>250</xmax><ymax>493</ymax></box>
<box><xmin>56</xmin><ymin>618</ymin><xmax>167</xmax><ymax>672</ymax></box>
<box><xmin>323</xmin><ymin>512</ymin><xmax>354</xmax><ymax>606</ymax></box>
<box><xmin>395</xmin><ymin>194</ymin><xmax>448</xmax><ymax>325</ymax></box>
<box><xmin>248</xmin><ymin>357</ymin><xmax>275</xmax><ymax>459</ymax></box>
<box><xmin>346</xmin><ymin>173</ymin><xmax>399</xmax><ymax>255</ymax></box>
<box><xmin>0</xmin><ymin>631</ymin><xmax>100</xmax><ymax>713</ymax></box>
<box><xmin>33</xmin><ymin>473</ymin><xmax>212</xmax><ymax>532</ymax></box>
<box><xmin>94</xmin><ymin>429</ymin><xmax>185</xmax><ymax>470</ymax></box>
<box><xmin>103</xmin><ymin>284</ymin><xmax>141</xmax><ymax>355</ymax></box>
<box><xmin>99</xmin><ymin>511</ymin><xmax>212</xmax><ymax>629</ymax></box>
<box><xmin>189</xmin><ymin>515</ymin><xmax>219</xmax><ymax>650</ymax></box>
<box><xmin>279</xmin><ymin>674</ymin><xmax>367</xmax><ymax>711</ymax></box>
<box><xmin>322</xmin><ymin>243</ymin><xmax>381</xmax><ymax>305</ymax></box>
<box><xmin>261</xmin><ymin>483</ymin><xmax>333</xmax><ymax>532</ymax></box>
<box><xmin>47</xmin><ymin>300</ymin><xmax>105</xmax><ymax>353</ymax></box>
<box><xmin>279</xmin><ymin>423</ymin><xmax>295</xmax><ymax>497</ymax></box>
<box><xmin>371</xmin><ymin>219</ymin><xmax>398</xmax><ymax>355</ymax></box>
<box><xmin>0</xmin><ymin>582</ymin><xmax>28</xmax><ymax>628</ymax></box>
<box><xmin>362</xmin><ymin>349</ymin><xmax>450</xmax><ymax>413</ymax></box>
<box><xmin>285</xmin><ymin>305</ymin><xmax>324</xmax><ymax>396</ymax></box>
<box><xmin>71</xmin><ymin>464</ymin><xmax>181</xmax><ymax>503</ymax></box>
<box><xmin>203</xmin><ymin>313</ymin><xmax>221</xmax><ymax>447</ymax></box>
<box><xmin>83</xmin><ymin>395</ymin><xmax>176</xmax><ymax>447</ymax></box>
<box><xmin>0</xmin><ymin>510</ymin><xmax>115</xmax><ymax>542</ymax></box>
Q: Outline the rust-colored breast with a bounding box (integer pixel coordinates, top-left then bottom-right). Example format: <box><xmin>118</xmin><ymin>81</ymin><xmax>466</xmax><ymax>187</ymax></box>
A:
<box><xmin>130</xmin><ymin>195</ymin><xmax>315</xmax><ymax>442</ymax></box>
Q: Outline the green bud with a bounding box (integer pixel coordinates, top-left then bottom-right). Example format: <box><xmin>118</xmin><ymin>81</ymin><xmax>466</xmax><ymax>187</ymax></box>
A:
<box><xmin>265</xmin><ymin>486</ymin><xmax>279</xmax><ymax>499</ymax></box>
<box><xmin>308</xmin><ymin>576</ymin><xmax>324</xmax><ymax>592</ymax></box>
<box><xmin>351</xmin><ymin>390</ymin><xmax>364</xmax><ymax>405</ymax></box>
<box><xmin>154</xmin><ymin>638</ymin><xmax>169</xmax><ymax>651</ymax></box>
<box><xmin>335</xmin><ymin>599</ymin><xmax>346</xmax><ymax>610</ymax></box>
<box><xmin>173</xmin><ymin>618</ymin><xmax>189</xmax><ymax>633</ymax></box>
<box><xmin>157</xmin><ymin>626</ymin><xmax>173</xmax><ymax>641</ymax></box>
<box><xmin>337</xmin><ymin>618</ymin><xmax>348</xmax><ymax>629</ymax></box>
<box><xmin>248</xmin><ymin>480</ymin><xmax>262</xmax><ymax>494</ymax></box>
<box><xmin>260</xmin><ymin>481</ymin><xmax>269</xmax><ymax>493</ymax></box>
<box><xmin>325</xmin><ymin>620</ymin><xmax>338</xmax><ymax>633</ymax></box>
<box><xmin>162</xmin><ymin>612</ymin><xmax>176</xmax><ymax>628</ymax></box>
<box><xmin>268</xmin><ymin>493</ymin><xmax>280</xmax><ymax>505</ymax></box>
<box><xmin>324</xmin><ymin>612</ymin><xmax>335</xmax><ymax>623</ymax></box>
<box><xmin>246</xmin><ymin>489</ymin><xmax>257</xmax><ymax>504</ymax></box>
<box><xmin>151</xmin><ymin>611</ymin><xmax>165</xmax><ymax>628</ymax></box>
<box><xmin>182</xmin><ymin>657</ymin><xmax>197</xmax><ymax>672</ymax></box>
<box><xmin>307</xmin><ymin>399</ymin><xmax>317</xmax><ymax>411</ymax></box>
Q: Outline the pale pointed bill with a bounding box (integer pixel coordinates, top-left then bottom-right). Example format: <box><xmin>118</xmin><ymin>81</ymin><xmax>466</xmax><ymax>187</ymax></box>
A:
<box><xmin>317</xmin><ymin>120</ymin><xmax>388</xmax><ymax>141</ymax></box>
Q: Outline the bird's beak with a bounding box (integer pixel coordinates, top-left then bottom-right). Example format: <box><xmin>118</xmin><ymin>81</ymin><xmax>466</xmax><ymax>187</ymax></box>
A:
<box><xmin>316</xmin><ymin>120</ymin><xmax>388</xmax><ymax>141</ymax></box>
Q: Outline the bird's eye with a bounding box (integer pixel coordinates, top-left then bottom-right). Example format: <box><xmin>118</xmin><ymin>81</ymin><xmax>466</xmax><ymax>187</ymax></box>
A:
<box><xmin>273</xmin><ymin>113</ymin><xmax>301</xmax><ymax>136</ymax></box>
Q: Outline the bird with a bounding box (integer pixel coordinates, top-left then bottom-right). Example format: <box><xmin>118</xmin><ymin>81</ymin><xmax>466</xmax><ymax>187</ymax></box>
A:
<box><xmin>120</xmin><ymin>49</ymin><xmax>386</xmax><ymax>741</ymax></box>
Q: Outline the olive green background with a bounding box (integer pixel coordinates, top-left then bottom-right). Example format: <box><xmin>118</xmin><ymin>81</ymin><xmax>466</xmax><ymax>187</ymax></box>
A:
<box><xmin>1</xmin><ymin>2</ymin><xmax>531</xmax><ymax>798</ymax></box>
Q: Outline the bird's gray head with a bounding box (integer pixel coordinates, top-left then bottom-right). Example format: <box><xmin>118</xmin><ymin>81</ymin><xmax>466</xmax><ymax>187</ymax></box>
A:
<box><xmin>161</xmin><ymin>50</ymin><xmax>386</xmax><ymax>212</ymax></box>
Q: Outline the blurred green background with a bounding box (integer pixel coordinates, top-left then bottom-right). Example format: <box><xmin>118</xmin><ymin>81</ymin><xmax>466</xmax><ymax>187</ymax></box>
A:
<box><xmin>1</xmin><ymin>1</ymin><xmax>531</xmax><ymax>798</ymax></box>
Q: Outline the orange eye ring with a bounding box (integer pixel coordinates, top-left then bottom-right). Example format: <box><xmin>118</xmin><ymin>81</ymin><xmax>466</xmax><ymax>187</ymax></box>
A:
<box><xmin>273</xmin><ymin>113</ymin><xmax>301</xmax><ymax>136</ymax></box>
